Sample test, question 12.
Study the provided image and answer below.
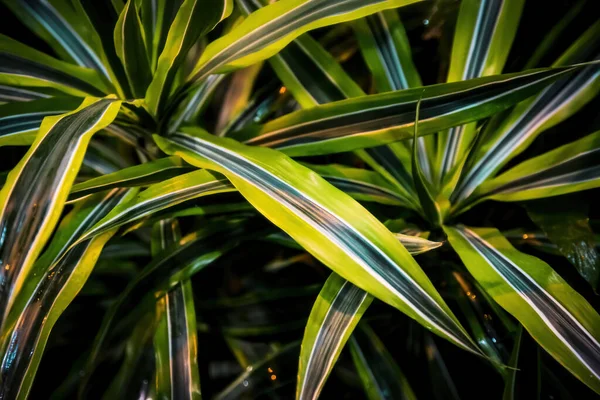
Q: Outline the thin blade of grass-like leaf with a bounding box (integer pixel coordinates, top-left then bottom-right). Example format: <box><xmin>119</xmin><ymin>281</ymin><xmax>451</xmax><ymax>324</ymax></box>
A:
<box><xmin>69</xmin><ymin>156</ymin><xmax>195</xmax><ymax>201</ymax></box>
<box><xmin>77</xmin><ymin>169</ymin><xmax>234</xmax><ymax>241</ymax></box>
<box><xmin>436</xmin><ymin>0</ymin><xmax>524</xmax><ymax>182</ymax></box>
<box><xmin>152</xmin><ymin>219</ymin><xmax>202</xmax><ymax>400</ymax></box>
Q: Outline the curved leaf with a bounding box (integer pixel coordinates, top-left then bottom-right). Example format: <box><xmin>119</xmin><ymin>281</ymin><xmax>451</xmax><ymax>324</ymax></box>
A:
<box><xmin>0</xmin><ymin>34</ymin><xmax>108</xmax><ymax>97</ymax></box>
<box><xmin>187</xmin><ymin>0</ymin><xmax>421</xmax><ymax>85</ymax></box>
<box><xmin>240</xmin><ymin>66</ymin><xmax>583</xmax><ymax>156</ymax></box>
<box><xmin>297</xmin><ymin>273</ymin><xmax>373</xmax><ymax>400</ymax></box>
<box><xmin>69</xmin><ymin>156</ymin><xmax>195</xmax><ymax>201</ymax></box>
<box><xmin>78</xmin><ymin>169</ymin><xmax>234</xmax><ymax>241</ymax></box>
<box><xmin>155</xmin><ymin>128</ymin><xmax>482</xmax><ymax>356</ymax></box>
<box><xmin>0</xmin><ymin>188</ymin><xmax>134</xmax><ymax>400</ymax></box>
<box><xmin>0</xmin><ymin>97</ymin><xmax>121</xmax><ymax>326</ymax></box>
<box><xmin>0</xmin><ymin>97</ymin><xmax>81</xmax><ymax>147</ymax></box>
<box><xmin>445</xmin><ymin>225</ymin><xmax>600</xmax><ymax>394</ymax></box>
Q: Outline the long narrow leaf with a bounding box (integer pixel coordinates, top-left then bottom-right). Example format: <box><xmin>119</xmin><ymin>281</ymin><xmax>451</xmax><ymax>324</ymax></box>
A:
<box><xmin>445</xmin><ymin>225</ymin><xmax>600</xmax><ymax>393</ymax></box>
<box><xmin>155</xmin><ymin>128</ymin><xmax>482</xmax><ymax>356</ymax></box>
<box><xmin>0</xmin><ymin>97</ymin><xmax>121</xmax><ymax>325</ymax></box>
<box><xmin>239</xmin><ymin>66</ymin><xmax>584</xmax><ymax>157</ymax></box>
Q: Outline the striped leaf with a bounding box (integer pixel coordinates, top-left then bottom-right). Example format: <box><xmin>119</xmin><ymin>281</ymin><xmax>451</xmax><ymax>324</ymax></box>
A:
<box><xmin>155</xmin><ymin>128</ymin><xmax>482</xmax><ymax>356</ymax></box>
<box><xmin>0</xmin><ymin>97</ymin><xmax>121</xmax><ymax>326</ymax></box>
<box><xmin>186</xmin><ymin>0</ymin><xmax>421</xmax><ymax>86</ymax></box>
<box><xmin>352</xmin><ymin>10</ymin><xmax>430</xmax><ymax>190</ymax></box>
<box><xmin>145</xmin><ymin>0</ymin><xmax>233</xmax><ymax>116</ymax></box>
<box><xmin>0</xmin><ymin>34</ymin><xmax>108</xmax><ymax>97</ymax></box>
<box><xmin>69</xmin><ymin>156</ymin><xmax>195</xmax><ymax>201</ymax></box>
<box><xmin>349</xmin><ymin>323</ymin><xmax>417</xmax><ymax>400</ymax></box>
<box><xmin>0</xmin><ymin>189</ymin><xmax>133</xmax><ymax>400</ymax></box>
<box><xmin>353</xmin><ymin>10</ymin><xmax>422</xmax><ymax>93</ymax></box>
<box><xmin>2</xmin><ymin>0</ymin><xmax>112</xmax><ymax>83</ymax></box>
<box><xmin>0</xmin><ymin>97</ymin><xmax>81</xmax><ymax>147</ymax></box>
<box><xmin>453</xmin><ymin>21</ymin><xmax>600</xmax><ymax>204</ymax></box>
<box><xmin>114</xmin><ymin>0</ymin><xmax>152</xmax><ymax>98</ymax></box>
<box><xmin>303</xmin><ymin>163</ymin><xmax>409</xmax><ymax>206</ymax></box>
<box><xmin>78</xmin><ymin>169</ymin><xmax>234</xmax><ymax>241</ymax></box>
<box><xmin>472</xmin><ymin>130</ymin><xmax>600</xmax><ymax>203</ymax></box>
<box><xmin>154</xmin><ymin>280</ymin><xmax>201</xmax><ymax>400</ymax></box>
<box><xmin>296</xmin><ymin>236</ymin><xmax>440</xmax><ymax>400</ymax></box>
<box><xmin>152</xmin><ymin>219</ymin><xmax>202</xmax><ymax>400</ymax></box>
<box><xmin>297</xmin><ymin>274</ymin><xmax>373</xmax><ymax>400</ymax></box>
<box><xmin>445</xmin><ymin>225</ymin><xmax>600</xmax><ymax>393</ymax></box>
<box><xmin>239</xmin><ymin>66</ymin><xmax>583</xmax><ymax>157</ymax></box>
<box><xmin>436</xmin><ymin>0</ymin><xmax>524</xmax><ymax>183</ymax></box>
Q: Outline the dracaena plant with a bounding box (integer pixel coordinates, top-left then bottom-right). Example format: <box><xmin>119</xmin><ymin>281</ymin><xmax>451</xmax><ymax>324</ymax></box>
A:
<box><xmin>0</xmin><ymin>0</ymin><xmax>599</xmax><ymax>398</ymax></box>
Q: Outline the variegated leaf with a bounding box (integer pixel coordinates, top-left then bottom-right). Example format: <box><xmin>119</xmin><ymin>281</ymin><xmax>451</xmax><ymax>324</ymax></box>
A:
<box><xmin>239</xmin><ymin>67</ymin><xmax>583</xmax><ymax>157</ymax></box>
<box><xmin>445</xmin><ymin>225</ymin><xmax>600</xmax><ymax>393</ymax></box>
<box><xmin>0</xmin><ymin>97</ymin><xmax>121</xmax><ymax>326</ymax></box>
<box><xmin>155</xmin><ymin>128</ymin><xmax>482</xmax><ymax>356</ymax></box>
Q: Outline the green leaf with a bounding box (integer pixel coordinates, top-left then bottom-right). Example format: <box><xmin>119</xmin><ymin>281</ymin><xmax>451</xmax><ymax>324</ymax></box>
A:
<box><xmin>152</xmin><ymin>219</ymin><xmax>202</xmax><ymax>400</ymax></box>
<box><xmin>114</xmin><ymin>0</ymin><xmax>152</xmax><ymax>98</ymax></box>
<box><xmin>526</xmin><ymin>197</ymin><xmax>600</xmax><ymax>291</ymax></box>
<box><xmin>0</xmin><ymin>97</ymin><xmax>82</xmax><ymax>147</ymax></box>
<box><xmin>453</xmin><ymin>21</ymin><xmax>600</xmax><ymax>204</ymax></box>
<box><xmin>0</xmin><ymin>189</ymin><xmax>133</xmax><ymax>400</ymax></box>
<box><xmin>473</xmin><ymin>130</ymin><xmax>600</xmax><ymax>203</ymax></box>
<box><xmin>239</xmin><ymin>66</ymin><xmax>584</xmax><ymax>157</ymax></box>
<box><xmin>187</xmin><ymin>0</ymin><xmax>422</xmax><ymax>85</ymax></box>
<box><xmin>0</xmin><ymin>97</ymin><xmax>121</xmax><ymax>326</ymax></box>
<box><xmin>297</xmin><ymin>230</ymin><xmax>441</xmax><ymax>400</ymax></box>
<box><xmin>297</xmin><ymin>273</ymin><xmax>373</xmax><ymax>400</ymax></box>
<box><xmin>445</xmin><ymin>225</ymin><xmax>600</xmax><ymax>394</ymax></box>
<box><xmin>437</xmin><ymin>0</ymin><xmax>524</xmax><ymax>183</ymax></box>
<box><xmin>155</xmin><ymin>128</ymin><xmax>482</xmax><ymax>356</ymax></box>
<box><xmin>2</xmin><ymin>0</ymin><xmax>112</xmax><ymax>82</ymax></box>
<box><xmin>78</xmin><ymin>169</ymin><xmax>235</xmax><ymax>241</ymax></box>
<box><xmin>0</xmin><ymin>34</ymin><xmax>108</xmax><ymax>97</ymax></box>
<box><xmin>353</xmin><ymin>10</ymin><xmax>422</xmax><ymax>93</ymax></box>
<box><xmin>303</xmin><ymin>162</ymin><xmax>409</xmax><ymax>206</ymax></box>
<box><xmin>145</xmin><ymin>0</ymin><xmax>233</xmax><ymax>116</ymax></box>
<box><xmin>349</xmin><ymin>323</ymin><xmax>418</xmax><ymax>400</ymax></box>
<box><xmin>69</xmin><ymin>156</ymin><xmax>195</xmax><ymax>201</ymax></box>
